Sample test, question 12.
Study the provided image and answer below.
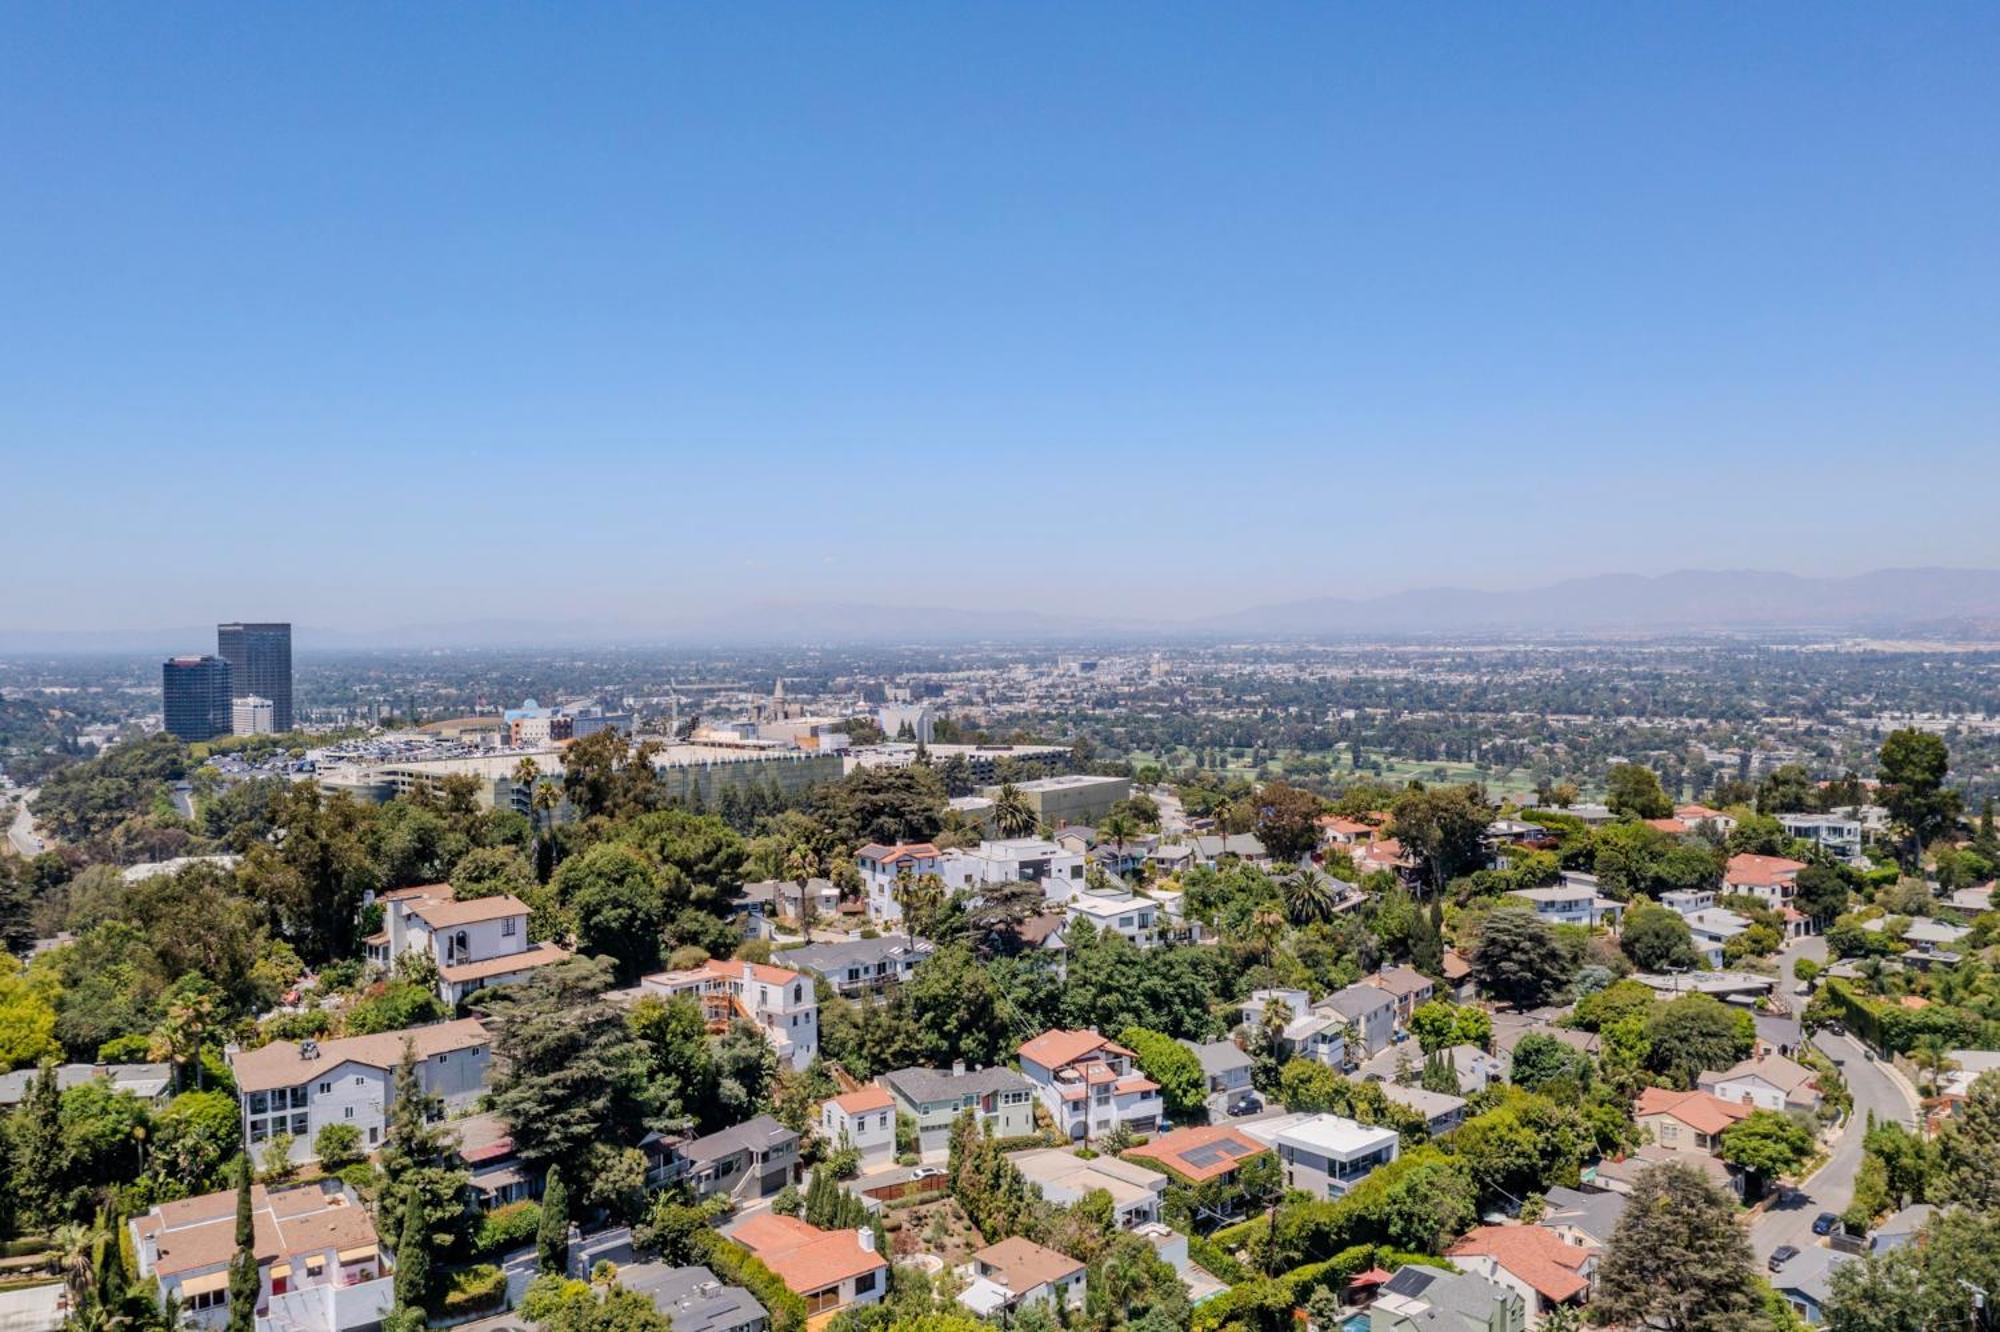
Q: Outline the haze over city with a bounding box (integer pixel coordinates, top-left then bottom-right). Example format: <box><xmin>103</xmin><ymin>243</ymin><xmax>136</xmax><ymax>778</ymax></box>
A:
<box><xmin>4</xmin><ymin>4</ymin><xmax>1998</xmax><ymax>635</ymax></box>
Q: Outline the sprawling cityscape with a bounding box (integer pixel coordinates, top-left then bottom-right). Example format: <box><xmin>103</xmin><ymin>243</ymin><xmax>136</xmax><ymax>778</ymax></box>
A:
<box><xmin>6</xmin><ymin>6</ymin><xmax>2000</xmax><ymax>1332</ymax></box>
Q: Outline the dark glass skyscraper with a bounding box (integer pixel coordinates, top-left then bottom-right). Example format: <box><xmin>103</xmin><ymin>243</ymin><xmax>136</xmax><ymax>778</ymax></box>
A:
<box><xmin>162</xmin><ymin>655</ymin><xmax>233</xmax><ymax>741</ymax></box>
<box><xmin>217</xmin><ymin>622</ymin><xmax>293</xmax><ymax>732</ymax></box>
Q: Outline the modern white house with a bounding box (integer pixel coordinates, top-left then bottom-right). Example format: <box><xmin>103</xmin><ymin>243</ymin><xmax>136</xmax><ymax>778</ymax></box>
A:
<box><xmin>639</xmin><ymin>958</ymin><xmax>819</xmax><ymax>1069</ymax></box>
<box><xmin>819</xmin><ymin>1086</ymin><xmax>897</xmax><ymax>1170</ymax></box>
<box><xmin>937</xmin><ymin>839</ymin><xmax>1087</xmax><ymax>895</ymax></box>
<box><xmin>1017</xmin><ymin>1030</ymin><xmax>1163</xmax><ymax>1141</ymax></box>
<box><xmin>1060</xmin><ymin>891</ymin><xmax>1160</xmax><ymax>948</ymax></box>
<box><xmin>1244</xmin><ymin>1113</ymin><xmax>1400</xmax><ymax>1199</ymax></box>
<box><xmin>132</xmin><ymin>1180</ymin><xmax>391</xmax><ymax>1332</ymax></box>
<box><xmin>1777</xmin><ymin>813</ymin><xmax>1865</xmax><ymax>863</ymax></box>
<box><xmin>1508</xmin><ymin>884</ymin><xmax>1624</xmax><ymax>929</ymax></box>
<box><xmin>226</xmin><ymin>1019</ymin><xmax>491</xmax><ymax>1163</ymax></box>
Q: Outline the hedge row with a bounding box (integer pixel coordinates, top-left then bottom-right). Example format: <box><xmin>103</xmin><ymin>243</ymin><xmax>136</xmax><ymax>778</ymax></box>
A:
<box><xmin>696</xmin><ymin>1233</ymin><xmax>808</xmax><ymax>1332</ymax></box>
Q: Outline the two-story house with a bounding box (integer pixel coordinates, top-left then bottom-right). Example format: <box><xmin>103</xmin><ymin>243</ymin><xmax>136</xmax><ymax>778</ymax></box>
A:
<box><xmin>1319</xmin><ymin>984</ymin><xmax>1397</xmax><ymax>1059</ymax></box>
<box><xmin>1243</xmin><ymin>1112</ymin><xmax>1400</xmax><ymax>1200</ymax></box>
<box><xmin>819</xmin><ymin>1086</ymin><xmax>896</xmax><ymax>1170</ymax></box>
<box><xmin>1018</xmin><ymin>1030</ymin><xmax>1163</xmax><ymax>1142</ymax></box>
<box><xmin>854</xmin><ymin>843</ymin><xmax>943</xmax><ymax>924</ymax></box>
<box><xmin>783</xmin><ymin>937</ymin><xmax>933</xmax><ymax>1002</ymax></box>
<box><xmin>380</xmin><ymin>884</ymin><xmax>571</xmax><ymax>1006</ymax></box>
<box><xmin>1633</xmin><ymin>1087</ymin><xmax>1751</xmax><ymax>1156</ymax></box>
<box><xmin>880</xmin><ymin>1063</ymin><xmax>1038</xmax><ymax>1159</ymax></box>
<box><xmin>226</xmin><ymin>1019</ymin><xmax>490</xmax><ymax>1164</ymax></box>
<box><xmin>640</xmin><ymin>959</ymin><xmax>818</xmax><ymax>1070</ymax></box>
<box><xmin>1368</xmin><ymin>1265</ymin><xmax>1525</xmax><ymax>1332</ymax></box>
<box><xmin>1507</xmin><ymin>884</ymin><xmax>1624</xmax><ymax>931</ymax></box>
<box><xmin>680</xmin><ymin>1114</ymin><xmax>801</xmax><ymax>1202</ymax></box>
<box><xmin>1722</xmin><ymin>853</ymin><xmax>1808</xmax><ymax>910</ymax></box>
<box><xmin>1447</xmin><ymin>1226</ymin><xmax>1597</xmax><ymax>1328</ymax></box>
<box><xmin>131</xmin><ymin>1180</ymin><xmax>391</xmax><ymax>1332</ymax></box>
<box><xmin>1364</xmin><ymin>965</ymin><xmax>1439</xmax><ymax>1024</ymax></box>
<box><xmin>1697</xmin><ymin>1053</ymin><xmax>1822</xmax><ymax>1115</ymax></box>
<box><xmin>1061</xmin><ymin>891</ymin><xmax>1160</xmax><ymax>948</ymax></box>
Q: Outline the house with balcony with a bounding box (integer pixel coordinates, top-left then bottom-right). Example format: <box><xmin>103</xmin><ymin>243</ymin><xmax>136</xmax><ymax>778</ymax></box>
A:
<box><xmin>1364</xmin><ymin>965</ymin><xmax>1440</xmax><ymax>1023</ymax></box>
<box><xmin>226</xmin><ymin>1018</ymin><xmax>490</xmax><ymax>1164</ymax></box>
<box><xmin>1018</xmin><ymin>1030</ymin><xmax>1163</xmax><ymax>1142</ymax></box>
<box><xmin>680</xmin><ymin>1114</ymin><xmax>801</xmax><ymax>1202</ymax></box>
<box><xmin>938</xmin><ymin>839</ymin><xmax>1088</xmax><ymax>895</ymax></box>
<box><xmin>1243</xmin><ymin>1112</ymin><xmax>1399</xmax><ymax>1200</ymax></box>
<box><xmin>854</xmin><ymin>843</ymin><xmax>944</xmax><ymax>923</ymax></box>
<box><xmin>730</xmin><ymin>1215</ymin><xmax>886</xmax><ymax>1318</ymax></box>
<box><xmin>1723</xmin><ymin>853</ymin><xmax>1808</xmax><ymax>910</ymax></box>
<box><xmin>879</xmin><ymin>1063</ymin><xmax>1039</xmax><ymax>1159</ymax></box>
<box><xmin>640</xmin><ymin>959</ymin><xmax>818</xmax><ymax>1069</ymax></box>
<box><xmin>1777</xmin><ymin>813</ymin><xmax>1865</xmax><ymax>863</ymax></box>
<box><xmin>1507</xmin><ymin>882</ymin><xmax>1624</xmax><ymax>930</ymax></box>
<box><xmin>1319</xmin><ymin>983</ymin><xmax>1397</xmax><ymax>1059</ymax></box>
<box><xmin>783</xmin><ymin>937</ymin><xmax>933</xmax><ymax>1001</ymax></box>
<box><xmin>819</xmin><ymin>1086</ymin><xmax>897</xmax><ymax>1170</ymax></box>
<box><xmin>131</xmin><ymin>1180</ymin><xmax>391</xmax><ymax>1332</ymax></box>
<box><xmin>378</xmin><ymin>884</ymin><xmax>571</xmax><ymax>1006</ymax></box>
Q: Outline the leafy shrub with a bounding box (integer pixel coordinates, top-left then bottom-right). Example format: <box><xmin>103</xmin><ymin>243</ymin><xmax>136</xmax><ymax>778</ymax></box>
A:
<box><xmin>473</xmin><ymin>1201</ymin><xmax>544</xmax><ymax>1259</ymax></box>
<box><xmin>439</xmin><ymin>1263</ymin><xmax>507</xmax><ymax>1316</ymax></box>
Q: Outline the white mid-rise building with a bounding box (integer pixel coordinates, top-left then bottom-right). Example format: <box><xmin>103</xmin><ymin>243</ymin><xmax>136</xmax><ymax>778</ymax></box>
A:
<box><xmin>232</xmin><ymin>696</ymin><xmax>276</xmax><ymax>735</ymax></box>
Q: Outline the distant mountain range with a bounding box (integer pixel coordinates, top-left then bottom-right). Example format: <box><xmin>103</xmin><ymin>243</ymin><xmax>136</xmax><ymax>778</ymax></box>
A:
<box><xmin>6</xmin><ymin>568</ymin><xmax>2000</xmax><ymax>652</ymax></box>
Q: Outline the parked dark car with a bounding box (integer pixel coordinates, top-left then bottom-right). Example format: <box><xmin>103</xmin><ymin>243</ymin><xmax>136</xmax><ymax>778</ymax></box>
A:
<box><xmin>1768</xmin><ymin>1245</ymin><xmax>1800</xmax><ymax>1272</ymax></box>
<box><xmin>1813</xmin><ymin>1212</ymin><xmax>1841</xmax><ymax>1236</ymax></box>
<box><xmin>1229</xmin><ymin>1094</ymin><xmax>1263</xmax><ymax>1117</ymax></box>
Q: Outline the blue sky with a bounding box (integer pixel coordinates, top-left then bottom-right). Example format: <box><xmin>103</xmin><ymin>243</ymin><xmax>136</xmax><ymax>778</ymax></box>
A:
<box><xmin>3</xmin><ymin>4</ymin><xmax>1997</xmax><ymax>633</ymax></box>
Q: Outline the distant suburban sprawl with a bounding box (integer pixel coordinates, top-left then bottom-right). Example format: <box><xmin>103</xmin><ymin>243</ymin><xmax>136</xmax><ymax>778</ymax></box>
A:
<box><xmin>4</xmin><ymin>633</ymin><xmax>2000</xmax><ymax>1332</ymax></box>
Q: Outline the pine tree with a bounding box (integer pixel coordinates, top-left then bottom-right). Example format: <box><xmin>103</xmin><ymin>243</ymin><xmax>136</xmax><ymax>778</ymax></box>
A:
<box><xmin>392</xmin><ymin>1195</ymin><xmax>430</xmax><ymax>1312</ymax></box>
<box><xmin>537</xmin><ymin>1165</ymin><xmax>570</xmax><ymax>1276</ymax></box>
<box><xmin>226</xmin><ymin>1157</ymin><xmax>259</xmax><ymax>1332</ymax></box>
<box><xmin>1595</xmin><ymin>1163</ymin><xmax>1770</xmax><ymax>1332</ymax></box>
<box><xmin>11</xmin><ymin>1061</ymin><xmax>65</xmax><ymax>1230</ymax></box>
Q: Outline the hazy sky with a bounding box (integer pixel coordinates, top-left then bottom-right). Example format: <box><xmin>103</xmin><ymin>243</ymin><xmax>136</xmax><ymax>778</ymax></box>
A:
<box><xmin>3</xmin><ymin>4</ymin><xmax>1997</xmax><ymax>634</ymax></box>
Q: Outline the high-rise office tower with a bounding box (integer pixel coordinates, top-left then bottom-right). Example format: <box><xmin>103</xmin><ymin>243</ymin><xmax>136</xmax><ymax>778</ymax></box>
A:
<box><xmin>217</xmin><ymin>622</ymin><xmax>293</xmax><ymax>732</ymax></box>
<box><xmin>163</xmin><ymin>655</ymin><xmax>233</xmax><ymax>741</ymax></box>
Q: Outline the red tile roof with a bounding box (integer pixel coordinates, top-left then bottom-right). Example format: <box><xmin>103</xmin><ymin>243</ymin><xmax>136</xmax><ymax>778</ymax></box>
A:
<box><xmin>1724</xmin><ymin>853</ymin><xmax>1807</xmax><ymax>887</ymax></box>
<box><xmin>1018</xmin><ymin>1029</ymin><xmax>1133</xmax><ymax>1070</ymax></box>
<box><xmin>1123</xmin><ymin>1125</ymin><xmax>1269</xmax><ymax>1182</ymax></box>
<box><xmin>1448</xmin><ymin>1225</ymin><xmax>1595</xmax><ymax>1304</ymax></box>
<box><xmin>732</xmin><ymin>1214</ymin><xmax>885</xmax><ymax>1295</ymax></box>
<box><xmin>1634</xmin><ymin>1086</ymin><xmax>1753</xmax><ymax>1137</ymax></box>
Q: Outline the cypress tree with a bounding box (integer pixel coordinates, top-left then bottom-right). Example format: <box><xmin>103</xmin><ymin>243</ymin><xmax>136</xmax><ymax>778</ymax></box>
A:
<box><xmin>537</xmin><ymin>1165</ymin><xmax>570</xmax><ymax>1276</ymax></box>
<box><xmin>226</xmin><ymin>1157</ymin><xmax>259</xmax><ymax>1332</ymax></box>
<box><xmin>392</xmin><ymin>1196</ymin><xmax>430</xmax><ymax>1312</ymax></box>
<box><xmin>12</xmin><ymin>1061</ymin><xmax>64</xmax><ymax>1231</ymax></box>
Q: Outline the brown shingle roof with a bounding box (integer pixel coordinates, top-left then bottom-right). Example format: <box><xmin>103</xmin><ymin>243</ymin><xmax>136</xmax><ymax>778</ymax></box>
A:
<box><xmin>1634</xmin><ymin>1086</ymin><xmax>1753</xmax><ymax>1137</ymax></box>
<box><xmin>139</xmin><ymin>1183</ymin><xmax>380</xmax><ymax>1278</ymax></box>
<box><xmin>410</xmin><ymin>894</ymin><xmax>532</xmax><ymax>928</ymax></box>
<box><xmin>438</xmin><ymin>941</ymin><xmax>571</xmax><ymax>984</ymax></box>
<box><xmin>229</xmin><ymin>1018</ymin><xmax>489</xmax><ymax>1094</ymax></box>
<box><xmin>973</xmin><ymin>1236</ymin><xmax>1084</xmax><ymax>1293</ymax></box>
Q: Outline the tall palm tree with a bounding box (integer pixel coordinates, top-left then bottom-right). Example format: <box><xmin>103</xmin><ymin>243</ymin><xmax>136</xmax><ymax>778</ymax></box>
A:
<box><xmin>52</xmin><ymin>1221</ymin><xmax>104</xmax><ymax>1320</ymax></box>
<box><xmin>993</xmin><ymin>784</ymin><xmax>1036</xmax><ymax>838</ymax></box>
<box><xmin>1280</xmin><ymin>866</ymin><xmax>1341</xmax><ymax>925</ymax></box>
<box><xmin>531</xmin><ymin>780</ymin><xmax>562</xmax><ymax>881</ymax></box>
<box><xmin>1099</xmin><ymin>811</ymin><xmax>1140</xmax><ymax>874</ymax></box>
<box><xmin>785</xmin><ymin>840</ymin><xmax>824</xmax><ymax>935</ymax></box>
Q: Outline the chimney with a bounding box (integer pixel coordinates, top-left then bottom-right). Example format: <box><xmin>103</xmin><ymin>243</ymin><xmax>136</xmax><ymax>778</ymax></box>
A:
<box><xmin>857</xmin><ymin>1228</ymin><xmax>876</xmax><ymax>1253</ymax></box>
<box><xmin>952</xmin><ymin>1060</ymin><xmax>965</xmax><ymax>1077</ymax></box>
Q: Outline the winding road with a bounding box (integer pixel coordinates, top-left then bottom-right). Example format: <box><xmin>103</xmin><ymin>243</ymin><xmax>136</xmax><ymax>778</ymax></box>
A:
<box><xmin>1747</xmin><ymin>932</ymin><xmax>1921</xmax><ymax>1263</ymax></box>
